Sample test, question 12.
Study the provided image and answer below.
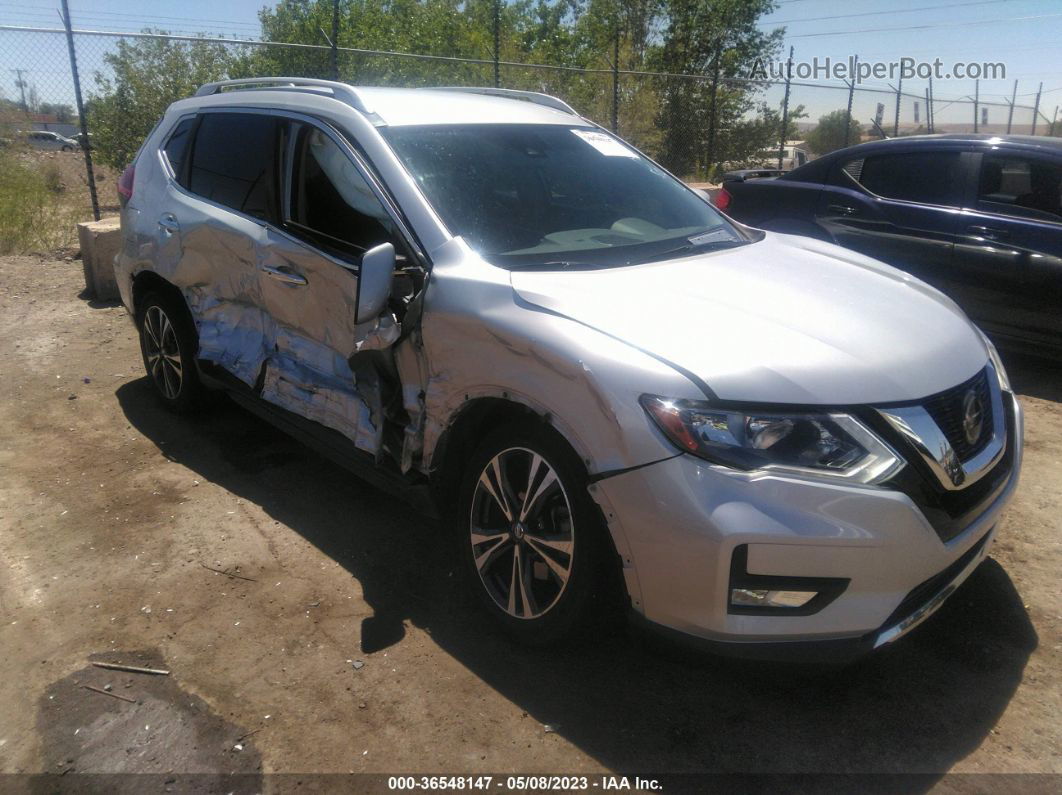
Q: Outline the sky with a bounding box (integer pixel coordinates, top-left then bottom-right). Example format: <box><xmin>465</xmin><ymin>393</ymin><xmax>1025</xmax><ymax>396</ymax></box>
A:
<box><xmin>1</xmin><ymin>0</ymin><xmax>1059</xmax><ymax>130</ymax></box>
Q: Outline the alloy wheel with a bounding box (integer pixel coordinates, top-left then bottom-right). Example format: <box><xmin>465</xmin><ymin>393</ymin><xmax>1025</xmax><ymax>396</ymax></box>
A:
<box><xmin>143</xmin><ymin>305</ymin><xmax>183</xmax><ymax>400</ymax></box>
<box><xmin>469</xmin><ymin>447</ymin><xmax>575</xmax><ymax>619</ymax></box>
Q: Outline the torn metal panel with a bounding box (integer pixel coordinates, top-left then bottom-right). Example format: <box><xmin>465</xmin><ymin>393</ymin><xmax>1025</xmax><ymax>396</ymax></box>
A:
<box><xmin>185</xmin><ymin>292</ymin><xmax>275</xmax><ymax>387</ymax></box>
<box><xmin>393</xmin><ymin>332</ymin><xmax>430</xmax><ymax>473</ymax></box>
<box><xmin>260</xmin><ymin>353</ymin><xmax>382</xmax><ymax>455</ymax></box>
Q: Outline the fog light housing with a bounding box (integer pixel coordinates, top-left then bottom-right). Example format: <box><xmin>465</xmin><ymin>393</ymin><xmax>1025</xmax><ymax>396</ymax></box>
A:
<box><xmin>730</xmin><ymin>588</ymin><xmax>818</xmax><ymax>608</ymax></box>
<box><xmin>728</xmin><ymin>545</ymin><xmax>850</xmax><ymax>616</ymax></box>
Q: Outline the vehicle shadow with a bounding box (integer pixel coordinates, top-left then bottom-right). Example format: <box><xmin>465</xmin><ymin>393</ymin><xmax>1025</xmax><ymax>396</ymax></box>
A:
<box><xmin>116</xmin><ymin>378</ymin><xmax>1037</xmax><ymax>781</ymax></box>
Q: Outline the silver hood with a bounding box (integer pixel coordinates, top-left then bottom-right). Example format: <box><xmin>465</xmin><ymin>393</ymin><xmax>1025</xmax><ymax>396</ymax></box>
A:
<box><xmin>510</xmin><ymin>232</ymin><xmax>989</xmax><ymax>405</ymax></box>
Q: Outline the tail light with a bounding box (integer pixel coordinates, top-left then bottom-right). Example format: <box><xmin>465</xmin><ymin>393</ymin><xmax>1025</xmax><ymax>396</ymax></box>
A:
<box><xmin>117</xmin><ymin>164</ymin><xmax>135</xmax><ymax>207</ymax></box>
<box><xmin>714</xmin><ymin>187</ymin><xmax>732</xmax><ymax>211</ymax></box>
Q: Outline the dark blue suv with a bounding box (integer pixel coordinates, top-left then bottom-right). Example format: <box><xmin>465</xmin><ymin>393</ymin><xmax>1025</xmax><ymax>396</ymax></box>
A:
<box><xmin>719</xmin><ymin>134</ymin><xmax>1062</xmax><ymax>358</ymax></box>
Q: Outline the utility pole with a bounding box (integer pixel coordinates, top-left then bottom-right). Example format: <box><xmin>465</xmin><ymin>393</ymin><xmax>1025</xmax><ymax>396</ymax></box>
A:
<box><xmin>843</xmin><ymin>58</ymin><xmax>858</xmax><ymax>148</ymax></box>
<box><xmin>973</xmin><ymin>79</ymin><xmax>979</xmax><ymax>134</ymax></box>
<box><xmin>10</xmin><ymin>68</ymin><xmax>28</xmax><ymax>112</ymax></box>
<box><xmin>778</xmin><ymin>46</ymin><xmax>793</xmax><ymax>169</ymax></box>
<box><xmin>927</xmin><ymin>75</ymin><xmax>934</xmax><ymax>133</ymax></box>
<box><xmin>60</xmin><ymin>0</ymin><xmax>99</xmax><ymax>221</ymax></box>
<box><xmin>1006</xmin><ymin>79</ymin><xmax>1017</xmax><ymax>134</ymax></box>
<box><xmin>1031</xmin><ymin>81</ymin><xmax>1043</xmax><ymax>135</ymax></box>
<box><xmin>893</xmin><ymin>72</ymin><xmax>902</xmax><ymax>136</ymax></box>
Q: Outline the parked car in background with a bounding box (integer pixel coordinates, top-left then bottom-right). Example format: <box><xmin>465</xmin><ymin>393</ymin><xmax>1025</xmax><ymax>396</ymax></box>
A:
<box><xmin>721</xmin><ymin>168</ymin><xmax>785</xmax><ymax>183</ymax></box>
<box><xmin>115</xmin><ymin>80</ymin><xmax>1021</xmax><ymax>660</ymax></box>
<box><xmin>26</xmin><ymin>130</ymin><xmax>79</xmax><ymax>151</ymax></box>
<box><xmin>750</xmin><ymin>144</ymin><xmax>808</xmax><ymax>171</ymax></box>
<box><xmin>718</xmin><ymin>134</ymin><xmax>1062</xmax><ymax>358</ymax></box>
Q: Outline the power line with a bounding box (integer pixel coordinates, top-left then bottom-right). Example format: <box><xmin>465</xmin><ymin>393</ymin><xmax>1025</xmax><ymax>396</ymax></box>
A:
<box><xmin>785</xmin><ymin>11</ymin><xmax>1062</xmax><ymax>38</ymax></box>
<box><xmin>763</xmin><ymin>0</ymin><xmax>1016</xmax><ymax>27</ymax></box>
<box><xmin>0</xmin><ymin>2</ymin><xmax>260</xmax><ymax>30</ymax></box>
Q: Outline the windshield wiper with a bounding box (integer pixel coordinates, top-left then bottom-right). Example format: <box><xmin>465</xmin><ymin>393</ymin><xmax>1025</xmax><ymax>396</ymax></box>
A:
<box><xmin>510</xmin><ymin>260</ymin><xmax>621</xmax><ymax>271</ymax></box>
<box><xmin>647</xmin><ymin>238</ymin><xmax>748</xmax><ymax>262</ymax></box>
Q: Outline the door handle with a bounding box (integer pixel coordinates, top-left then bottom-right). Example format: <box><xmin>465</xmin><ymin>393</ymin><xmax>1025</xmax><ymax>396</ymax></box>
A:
<box><xmin>158</xmin><ymin>214</ymin><xmax>180</xmax><ymax>234</ymax></box>
<box><xmin>259</xmin><ymin>263</ymin><xmax>308</xmax><ymax>286</ymax></box>
<box><xmin>827</xmin><ymin>204</ymin><xmax>859</xmax><ymax>216</ymax></box>
<box><xmin>967</xmin><ymin>225</ymin><xmax>1009</xmax><ymax>241</ymax></box>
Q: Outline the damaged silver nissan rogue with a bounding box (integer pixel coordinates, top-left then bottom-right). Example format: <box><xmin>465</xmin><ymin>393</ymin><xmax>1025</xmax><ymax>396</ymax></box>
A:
<box><xmin>115</xmin><ymin>79</ymin><xmax>1022</xmax><ymax>660</ymax></box>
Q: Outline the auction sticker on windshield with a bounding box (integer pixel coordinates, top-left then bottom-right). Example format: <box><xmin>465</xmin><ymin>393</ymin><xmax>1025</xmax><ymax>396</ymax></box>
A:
<box><xmin>571</xmin><ymin>129</ymin><xmax>637</xmax><ymax>157</ymax></box>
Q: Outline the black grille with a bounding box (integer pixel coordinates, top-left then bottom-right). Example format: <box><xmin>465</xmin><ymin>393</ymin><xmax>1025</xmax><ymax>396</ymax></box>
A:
<box><xmin>922</xmin><ymin>367</ymin><xmax>993</xmax><ymax>461</ymax></box>
<box><xmin>879</xmin><ymin>530</ymin><xmax>990</xmax><ymax>631</ymax></box>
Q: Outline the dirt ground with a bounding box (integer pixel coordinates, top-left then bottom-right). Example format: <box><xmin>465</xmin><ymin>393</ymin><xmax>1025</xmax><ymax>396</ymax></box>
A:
<box><xmin>0</xmin><ymin>254</ymin><xmax>1060</xmax><ymax>789</ymax></box>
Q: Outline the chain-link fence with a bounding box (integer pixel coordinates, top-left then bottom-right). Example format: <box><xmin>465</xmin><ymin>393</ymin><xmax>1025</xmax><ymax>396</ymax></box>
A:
<box><xmin>1</xmin><ymin>22</ymin><xmax>1057</xmax><ymax>225</ymax></box>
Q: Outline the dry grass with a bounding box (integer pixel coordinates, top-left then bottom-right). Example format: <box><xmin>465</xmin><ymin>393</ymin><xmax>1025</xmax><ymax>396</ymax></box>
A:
<box><xmin>0</xmin><ymin>147</ymin><xmax>116</xmax><ymax>255</ymax></box>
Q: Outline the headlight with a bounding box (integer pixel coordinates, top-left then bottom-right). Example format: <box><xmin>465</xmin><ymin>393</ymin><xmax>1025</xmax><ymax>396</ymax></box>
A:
<box><xmin>640</xmin><ymin>395</ymin><xmax>903</xmax><ymax>485</ymax></box>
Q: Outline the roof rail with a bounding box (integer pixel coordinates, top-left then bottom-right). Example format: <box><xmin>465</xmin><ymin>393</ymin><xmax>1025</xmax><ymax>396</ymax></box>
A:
<box><xmin>194</xmin><ymin>77</ymin><xmax>373</xmax><ymax>114</ymax></box>
<box><xmin>421</xmin><ymin>87</ymin><xmax>580</xmax><ymax>117</ymax></box>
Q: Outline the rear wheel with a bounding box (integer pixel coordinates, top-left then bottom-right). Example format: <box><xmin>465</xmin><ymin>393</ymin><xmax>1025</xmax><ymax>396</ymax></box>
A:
<box><xmin>137</xmin><ymin>291</ymin><xmax>204</xmax><ymax>413</ymax></box>
<box><xmin>458</xmin><ymin>422</ymin><xmax>616</xmax><ymax>644</ymax></box>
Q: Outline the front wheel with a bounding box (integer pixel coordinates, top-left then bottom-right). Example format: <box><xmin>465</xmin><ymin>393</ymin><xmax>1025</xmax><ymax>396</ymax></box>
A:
<box><xmin>458</xmin><ymin>422</ymin><xmax>616</xmax><ymax>644</ymax></box>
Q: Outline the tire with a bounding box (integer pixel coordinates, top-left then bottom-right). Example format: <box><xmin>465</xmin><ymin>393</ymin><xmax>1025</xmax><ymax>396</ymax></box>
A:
<box><xmin>137</xmin><ymin>290</ymin><xmax>205</xmax><ymax>413</ymax></box>
<box><xmin>61</xmin><ymin>145</ymin><xmax>72</xmax><ymax>152</ymax></box>
<box><xmin>458</xmin><ymin>421</ymin><xmax>618</xmax><ymax>645</ymax></box>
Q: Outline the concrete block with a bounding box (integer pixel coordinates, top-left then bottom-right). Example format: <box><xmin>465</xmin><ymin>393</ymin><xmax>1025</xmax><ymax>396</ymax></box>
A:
<box><xmin>77</xmin><ymin>217</ymin><xmax>122</xmax><ymax>302</ymax></box>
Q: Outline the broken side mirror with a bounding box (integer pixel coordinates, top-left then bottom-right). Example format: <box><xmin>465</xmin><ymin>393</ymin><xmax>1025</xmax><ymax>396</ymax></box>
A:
<box><xmin>355</xmin><ymin>242</ymin><xmax>395</xmax><ymax>323</ymax></box>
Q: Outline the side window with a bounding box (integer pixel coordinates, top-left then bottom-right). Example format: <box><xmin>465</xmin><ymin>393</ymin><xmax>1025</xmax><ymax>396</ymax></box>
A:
<box><xmin>840</xmin><ymin>151</ymin><xmax>962</xmax><ymax>206</ymax></box>
<box><xmin>286</xmin><ymin>125</ymin><xmax>396</xmax><ymax>257</ymax></box>
<box><xmin>188</xmin><ymin>112</ymin><xmax>279</xmax><ymax>223</ymax></box>
<box><xmin>978</xmin><ymin>155</ymin><xmax>1062</xmax><ymax>221</ymax></box>
<box><xmin>162</xmin><ymin>117</ymin><xmax>195</xmax><ymax>186</ymax></box>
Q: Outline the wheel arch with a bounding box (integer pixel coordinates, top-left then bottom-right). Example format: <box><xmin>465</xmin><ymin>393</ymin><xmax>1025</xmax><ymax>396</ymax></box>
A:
<box><xmin>132</xmin><ymin>271</ymin><xmax>192</xmax><ymax>322</ymax></box>
<box><xmin>428</xmin><ymin>397</ymin><xmax>543</xmax><ymax>513</ymax></box>
<box><xmin>428</xmin><ymin>395</ymin><xmax>635</xmax><ymax>610</ymax></box>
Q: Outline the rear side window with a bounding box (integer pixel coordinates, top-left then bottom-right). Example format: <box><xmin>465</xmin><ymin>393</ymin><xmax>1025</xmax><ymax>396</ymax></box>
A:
<box><xmin>188</xmin><ymin>113</ymin><xmax>279</xmax><ymax>222</ymax></box>
<box><xmin>841</xmin><ymin>151</ymin><xmax>961</xmax><ymax>206</ymax></box>
<box><xmin>162</xmin><ymin>117</ymin><xmax>195</xmax><ymax>185</ymax></box>
<box><xmin>978</xmin><ymin>155</ymin><xmax>1062</xmax><ymax>221</ymax></box>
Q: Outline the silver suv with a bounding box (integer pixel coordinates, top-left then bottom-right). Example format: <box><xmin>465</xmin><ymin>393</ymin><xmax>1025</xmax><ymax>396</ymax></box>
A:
<box><xmin>115</xmin><ymin>78</ymin><xmax>1022</xmax><ymax>659</ymax></box>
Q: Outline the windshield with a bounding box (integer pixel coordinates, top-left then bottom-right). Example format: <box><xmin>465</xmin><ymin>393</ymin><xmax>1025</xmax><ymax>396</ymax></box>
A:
<box><xmin>381</xmin><ymin>124</ymin><xmax>746</xmax><ymax>269</ymax></box>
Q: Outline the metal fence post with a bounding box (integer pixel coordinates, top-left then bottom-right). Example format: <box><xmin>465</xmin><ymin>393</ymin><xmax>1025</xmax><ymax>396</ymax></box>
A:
<box><xmin>778</xmin><ymin>46</ymin><xmax>792</xmax><ymax>169</ymax></box>
<box><xmin>843</xmin><ymin>69</ymin><xmax>856</xmax><ymax>146</ymax></box>
<box><xmin>893</xmin><ymin>72</ymin><xmax>902</xmax><ymax>136</ymax></box>
<box><xmin>60</xmin><ymin>0</ymin><xmax>99</xmax><ymax>221</ymax></box>
<box><xmin>705</xmin><ymin>39</ymin><xmax>722</xmax><ymax>178</ymax></box>
<box><xmin>1006</xmin><ymin>79</ymin><xmax>1017</xmax><ymax>134</ymax></box>
<box><xmin>330</xmin><ymin>0</ymin><xmax>339</xmax><ymax>80</ymax></box>
<box><xmin>492</xmin><ymin>0</ymin><xmax>500</xmax><ymax>88</ymax></box>
<box><xmin>610</xmin><ymin>29</ymin><xmax>619</xmax><ymax>133</ymax></box>
<box><xmin>1031</xmin><ymin>81</ymin><xmax>1042</xmax><ymax>135</ymax></box>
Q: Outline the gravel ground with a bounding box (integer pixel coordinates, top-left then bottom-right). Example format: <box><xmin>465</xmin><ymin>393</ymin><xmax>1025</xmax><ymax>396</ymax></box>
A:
<box><xmin>0</xmin><ymin>254</ymin><xmax>1059</xmax><ymax>787</ymax></box>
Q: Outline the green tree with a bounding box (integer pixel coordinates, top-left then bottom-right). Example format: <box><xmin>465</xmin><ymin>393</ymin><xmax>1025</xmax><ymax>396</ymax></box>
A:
<box><xmin>804</xmin><ymin>109</ymin><xmax>864</xmax><ymax>155</ymax></box>
<box><xmin>88</xmin><ymin>33</ymin><xmax>235</xmax><ymax>169</ymax></box>
<box><xmin>652</xmin><ymin>0</ymin><xmax>784</xmax><ymax>178</ymax></box>
<box><xmin>38</xmin><ymin>103</ymin><xmax>74</xmax><ymax>123</ymax></box>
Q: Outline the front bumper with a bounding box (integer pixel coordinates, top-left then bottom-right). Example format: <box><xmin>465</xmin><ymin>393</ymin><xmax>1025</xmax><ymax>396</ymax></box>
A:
<box><xmin>593</xmin><ymin>394</ymin><xmax>1022</xmax><ymax>659</ymax></box>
